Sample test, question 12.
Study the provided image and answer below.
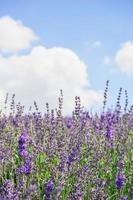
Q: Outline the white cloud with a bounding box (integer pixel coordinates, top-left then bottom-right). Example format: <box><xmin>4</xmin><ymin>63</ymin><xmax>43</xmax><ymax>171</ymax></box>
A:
<box><xmin>0</xmin><ymin>16</ymin><xmax>103</xmax><ymax>114</ymax></box>
<box><xmin>0</xmin><ymin>16</ymin><xmax>38</xmax><ymax>53</ymax></box>
<box><xmin>115</xmin><ymin>41</ymin><xmax>133</xmax><ymax>75</ymax></box>
<box><xmin>0</xmin><ymin>46</ymin><xmax>103</xmax><ymax>114</ymax></box>
<box><xmin>92</xmin><ymin>40</ymin><xmax>102</xmax><ymax>48</ymax></box>
<box><xmin>103</xmin><ymin>56</ymin><xmax>111</xmax><ymax>65</ymax></box>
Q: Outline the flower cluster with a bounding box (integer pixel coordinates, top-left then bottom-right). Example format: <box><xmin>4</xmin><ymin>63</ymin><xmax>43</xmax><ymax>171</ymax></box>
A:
<box><xmin>17</xmin><ymin>128</ymin><xmax>31</xmax><ymax>175</ymax></box>
<box><xmin>116</xmin><ymin>173</ymin><xmax>126</xmax><ymax>190</ymax></box>
<box><xmin>0</xmin><ymin>180</ymin><xmax>12</xmax><ymax>199</ymax></box>
<box><xmin>0</xmin><ymin>87</ymin><xmax>132</xmax><ymax>199</ymax></box>
<box><xmin>44</xmin><ymin>181</ymin><xmax>54</xmax><ymax>199</ymax></box>
<box><xmin>18</xmin><ymin>128</ymin><xmax>28</xmax><ymax>159</ymax></box>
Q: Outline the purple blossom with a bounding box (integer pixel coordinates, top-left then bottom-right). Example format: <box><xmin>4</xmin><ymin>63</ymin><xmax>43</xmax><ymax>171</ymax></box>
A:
<box><xmin>106</xmin><ymin>126</ymin><xmax>113</xmax><ymax>139</ymax></box>
<box><xmin>44</xmin><ymin>181</ymin><xmax>54</xmax><ymax>199</ymax></box>
<box><xmin>17</xmin><ymin>128</ymin><xmax>31</xmax><ymax>175</ymax></box>
<box><xmin>17</xmin><ymin>160</ymin><xmax>31</xmax><ymax>175</ymax></box>
<box><xmin>18</xmin><ymin>128</ymin><xmax>28</xmax><ymax>150</ymax></box>
<box><xmin>64</xmin><ymin>117</ymin><xmax>72</xmax><ymax>129</ymax></box>
<box><xmin>116</xmin><ymin>173</ymin><xmax>126</xmax><ymax>190</ymax></box>
<box><xmin>1</xmin><ymin>179</ymin><xmax>13</xmax><ymax>199</ymax></box>
<box><xmin>18</xmin><ymin>128</ymin><xmax>28</xmax><ymax>158</ymax></box>
<box><xmin>66</xmin><ymin>148</ymin><xmax>76</xmax><ymax>166</ymax></box>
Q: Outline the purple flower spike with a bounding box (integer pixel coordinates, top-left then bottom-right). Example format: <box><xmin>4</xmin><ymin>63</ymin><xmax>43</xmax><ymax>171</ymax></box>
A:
<box><xmin>17</xmin><ymin>160</ymin><xmax>31</xmax><ymax>175</ymax></box>
<box><xmin>45</xmin><ymin>181</ymin><xmax>54</xmax><ymax>199</ymax></box>
<box><xmin>18</xmin><ymin>128</ymin><xmax>28</xmax><ymax>149</ymax></box>
<box><xmin>3</xmin><ymin>180</ymin><xmax>11</xmax><ymax>193</ymax></box>
<box><xmin>18</xmin><ymin>128</ymin><xmax>28</xmax><ymax>158</ymax></box>
<box><xmin>116</xmin><ymin>173</ymin><xmax>126</xmax><ymax>190</ymax></box>
<box><xmin>2</xmin><ymin>179</ymin><xmax>13</xmax><ymax>199</ymax></box>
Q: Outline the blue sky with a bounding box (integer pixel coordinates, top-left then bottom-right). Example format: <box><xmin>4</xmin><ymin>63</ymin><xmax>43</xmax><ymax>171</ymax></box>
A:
<box><xmin>0</xmin><ymin>0</ymin><xmax>133</xmax><ymax>113</ymax></box>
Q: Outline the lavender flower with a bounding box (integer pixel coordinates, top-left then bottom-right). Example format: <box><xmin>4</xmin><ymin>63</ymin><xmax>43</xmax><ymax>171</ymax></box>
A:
<box><xmin>44</xmin><ymin>181</ymin><xmax>54</xmax><ymax>199</ymax></box>
<box><xmin>116</xmin><ymin>173</ymin><xmax>126</xmax><ymax>190</ymax></box>
<box><xmin>106</xmin><ymin>126</ymin><xmax>113</xmax><ymax>140</ymax></box>
<box><xmin>65</xmin><ymin>117</ymin><xmax>72</xmax><ymax>129</ymax></box>
<box><xmin>18</xmin><ymin>128</ymin><xmax>28</xmax><ymax>158</ymax></box>
<box><xmin>1</xmin><ymin>179</ymin><xmax>13</xmax><ymax>199</ymax></box>
<box><xmin>17</xmin><ymin>128</ymin><xmax>31</xmax><ymax>175</ymax></box>
<box><xmin>18</xmin><ymin>128</ymin><xmax>28</xmax><ymax>148</ymax></box>
<box><xmin>66</xmin><ymin>148</ymin><xmax>76</xmax><ymax>166</ymax></box>
<box><xmin>106</xmin><ymin>112</ymin><xmax>113</xmax><ymax>139</ymax></box>
<box><xmin>17</xmin><ymin>159</ymin><xmax>31</xmax><ymax>175</ymax></box>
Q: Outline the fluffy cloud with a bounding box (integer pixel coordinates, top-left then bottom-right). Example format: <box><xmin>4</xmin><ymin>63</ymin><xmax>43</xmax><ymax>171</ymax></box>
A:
<box><xmin>0</xmin><ymin>16</ymin><xmax>103</xmax><ymax>114</ymax></box>
<box><xmin>115</xmin><ymin>41</ymin><xmax>133</xmax><ymax>75</ymax></box>
<box><xmin>0</xmin><ymin>16</ymin><xmax>38</xmax><ymax>53</ymax></box>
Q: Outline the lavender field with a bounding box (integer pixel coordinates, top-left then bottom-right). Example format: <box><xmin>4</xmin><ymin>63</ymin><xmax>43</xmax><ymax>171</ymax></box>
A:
<box><xmin>0</xmin><ymin>84</ymin><xmax>132</xmax><ymax>200</ymax></box>
<box><xmin>1</xmin><ymin>0</ymin><xmax>133</xmax><ymax>199</ymax></box>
